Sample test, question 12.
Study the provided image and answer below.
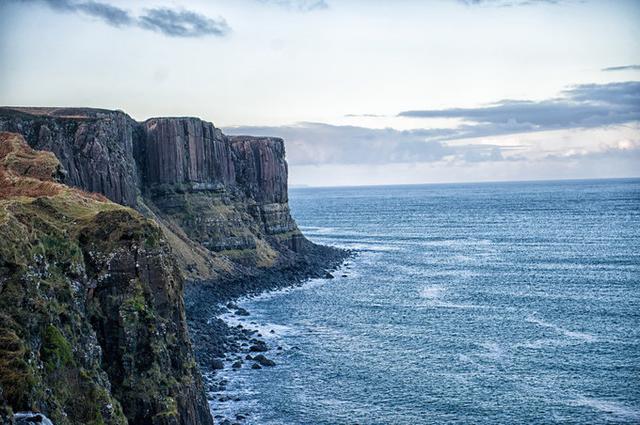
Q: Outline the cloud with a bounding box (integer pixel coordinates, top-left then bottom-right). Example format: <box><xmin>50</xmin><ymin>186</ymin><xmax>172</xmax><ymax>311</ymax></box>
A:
<box><xmin>542</xmin><ymin>139</ymin><xmax>640</xmax><ymax>162</ymax></box>
<box><xmin>14</xmin><ymin>0</ymin><xmax>230</xmax><ymax>37</ymax></box>
<box><xmin>344</xmin><ymin>113</ymin><xmax>387</xmax><ymax>118</ymax></box>
<box><xmin>398</xmin><ymin>81</ymin><xmax>640</xmax><ymax>137</ymax></box>
<box><xmin>602</xmin><ymin>65</ymin><xmax>640</xmax><ymax>72</ymax></box>
<box><xmin>225</xmin><ymin>122</ymin><xmax>509</xmax><ymax>165</ymax></box>
<box><xmin>256</xmin><ymin>0</ymin><xmax>329</xmax><ymax>12</ymax></box>
<box><xmin>139</xmin><ymin>8</ymin><xmax>230</xmax><ymax>38</ymax></box>
<box><xmin>227</xmin><ymin>81</ymin><xmax>640</xmax><ymax>167</ymax></box>
<box><xmin>458</xmin><ymin>0</ymin><xmax>566</xmax><ymax>6</ymax></box>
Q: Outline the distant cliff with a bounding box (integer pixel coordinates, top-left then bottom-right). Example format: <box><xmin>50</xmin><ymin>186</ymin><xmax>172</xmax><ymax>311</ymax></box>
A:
<box><xmin>0</xmin><ymin>132</ymin><xmax>212</xmax><ymax>425</ymax></box>
<box><xmin>0</xmin><ymin>107</ymin><xmax>317</xmax><ymax>281</ymax></box>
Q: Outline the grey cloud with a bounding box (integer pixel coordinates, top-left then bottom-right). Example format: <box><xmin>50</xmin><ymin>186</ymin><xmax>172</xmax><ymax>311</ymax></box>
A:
<box><xmin>15</xmin><ymin>0</ymin><xmax>229</xmax><ymax>37</ymax></box>
<box><xmin>139</xmin><ymin>8</ymin><xmax>230</xmax><ymax>38</ymax></box>
<box><xmin>228</xmin><ymin>81</ymin><xmax>639</xmax><ymax>167</ymax></box>
<box><xmin>399</xmin><ymin>81</ymin><xmax>640</xmax><ymax>135</ymax></box>
<box><xmin>257</xmin><ymin>0</ymin><xmax>329</xmax><ymax>12</ymax></box>
<box><xmin>543</xmin><ymin>142</ymin><xmax>640</xmax><ymax>162</ymax></box>
<box><xmin>75</xmin><ymin>1</ymin><xmax>132</xmax><ymax>26</ymax></box>
<box><xmin>225</xmin><ymin>122</ymin><xmax>507</xmax><ymax>165</ymax></box>
<box><xmin>602</xmin><ymin>65</ymin><xmax>640</xmax><ymax>72</ymax></box>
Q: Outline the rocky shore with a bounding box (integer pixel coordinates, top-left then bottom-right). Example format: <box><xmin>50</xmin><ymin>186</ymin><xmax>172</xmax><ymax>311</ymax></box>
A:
<box><xmin>186</xmin><ymin>248</ymin><xmax>350</xmax><ymax>424</ymax></box>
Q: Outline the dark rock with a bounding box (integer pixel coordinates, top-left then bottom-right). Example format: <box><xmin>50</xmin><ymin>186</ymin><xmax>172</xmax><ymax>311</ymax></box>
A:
<box><xmin>325</xmin><ymin>272</ymin><xmax>335</xmax><ymax>279</ymax></box>
<box><xmin>232</xmin><ymin>361</ymin><xmax>242</xmax><ymax>369</ymax></box>
<box><xmin>245</xmin><ymin>354</ymin><xmax>253</xmax><ymax>360</ymax></box>
<box><xmin>253</xmin><ymin>354</ymin><xmax>276</xmax><ymax>367</ymax></box>
<box><xmin>249</xmin><ymin>341</ymin><xmax>268</xmax><ymax>352</ymax></box>
<box><xmin>251</xmin><ymin>363</ymin><xmax>262</xmax><ymax>369</ymax></box>
<box><xmin>235</xmin><ymin>308</ymin><xmax>250</xmax><ymax>316</ymax></box>
<box><xmin>211</xmin><ymin>359</ymin><xmax>225</xmax><ymax>370</ymax></box>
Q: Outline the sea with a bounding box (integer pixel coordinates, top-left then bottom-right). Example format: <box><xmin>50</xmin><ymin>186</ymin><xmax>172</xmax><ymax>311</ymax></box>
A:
<box><xmin>212</xmin><ymin>178</ymin><xmax>640</xmax><ymax>424</ymax></box>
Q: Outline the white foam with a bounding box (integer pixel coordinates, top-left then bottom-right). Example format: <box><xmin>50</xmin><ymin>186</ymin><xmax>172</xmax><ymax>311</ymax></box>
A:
<box><xmin>478</xmin><ymin>341</ymin><xmax>505</xmax><ymax>360</ymax></box>
<box><xmin>419</xmin><ymin>285</ymin><xmax>446</xmax><ymax>299</ymax></box>
<box><xmin>571</xmin><ymin>396</ymin><xmax>640</xmax><ymax>421</ymax></box>
<box><xmin>526</xmin><ymin>315</ymin><xmax>597</xmax><ymax>343</ymax></box>
<box><xmin>298</xmin><ymin>226</ymin><xmax>337</xmax><ymax>235</ymax></box>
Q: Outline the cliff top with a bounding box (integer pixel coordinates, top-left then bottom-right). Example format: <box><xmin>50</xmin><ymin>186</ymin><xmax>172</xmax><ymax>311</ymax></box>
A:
<box><xmin>0</xmin><ymin>106</ymin><xmax>127</xmax><ymax>119</ymax></box>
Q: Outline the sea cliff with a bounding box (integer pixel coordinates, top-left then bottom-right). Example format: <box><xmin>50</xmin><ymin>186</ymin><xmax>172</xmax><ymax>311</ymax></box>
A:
<box><xmin>0</xmin><ymin>107</ymin><xmax>345</xmax><ymax>424</ymax></box>
<box><xmin>0</xmin><ymin>132</ymin><xmax>211</xmax><ymax>425</ymax></box>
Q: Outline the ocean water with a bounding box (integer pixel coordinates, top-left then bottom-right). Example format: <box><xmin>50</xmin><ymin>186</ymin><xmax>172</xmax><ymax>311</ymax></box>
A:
<box><xmin>214</xmin><ymin>179</ymin><xmax>640</xmax><ymax>424</ymax></box>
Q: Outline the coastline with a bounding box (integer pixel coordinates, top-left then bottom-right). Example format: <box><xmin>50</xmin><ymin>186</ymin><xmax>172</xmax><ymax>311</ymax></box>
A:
<box><xmin>184</xmin><ymin>244</ymin><xmax>352</xmax><ymax>424</ymax></box>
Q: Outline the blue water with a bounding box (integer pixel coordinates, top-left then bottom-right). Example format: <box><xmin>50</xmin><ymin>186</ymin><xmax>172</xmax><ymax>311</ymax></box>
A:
<box><xmin>216</xmin><ymin>179</ymin><xmax>640</xmax><ymax>424</ymax></box>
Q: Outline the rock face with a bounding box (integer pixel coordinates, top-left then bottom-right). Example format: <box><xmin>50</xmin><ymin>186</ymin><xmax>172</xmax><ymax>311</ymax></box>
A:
<box><xmin>0</xmin><ymin>107</ymin><xmax>314</xmax><ymax>280</ymax></box>
<box><xmin>0</xmin><ymin>107</ymin><xmax>341</xmax><ymax>425</ymax></box>
<box><xmin>0</xmin><ymin>108</ymin><xmax>140</xmax><ymax>207</ymax></box>
<box><xmin>140</xmin><ymin>118</ymin><xmax>234</xmax><ymax>188</ymax></box>
<box><xmin>0</xmin><ymin>132</ymin><xmax>212</xmax><ymax>425</ymax></box>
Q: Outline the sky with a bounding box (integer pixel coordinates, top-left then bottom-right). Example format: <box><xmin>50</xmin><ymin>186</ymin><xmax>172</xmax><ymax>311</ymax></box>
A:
<box><xmin>1</xmin><ymin>0</ymin><xmax>639</xmax><ymax>186</ymax></box>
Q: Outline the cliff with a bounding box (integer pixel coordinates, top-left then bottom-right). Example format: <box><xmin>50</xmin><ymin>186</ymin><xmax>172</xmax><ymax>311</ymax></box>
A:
<box><xmin>0</xmin><ymin>132</ymin><xmax>212</xmax><ymax>425</ymax></box>
<box><xmin>0</xmin><ymin>107</ymin><xmax>316</xmax><ymax>281</ymax></box>
<box><xmin>0</xmin><ymin>107</ymin><xmax>345</xmax><ymax>424</ymax></box>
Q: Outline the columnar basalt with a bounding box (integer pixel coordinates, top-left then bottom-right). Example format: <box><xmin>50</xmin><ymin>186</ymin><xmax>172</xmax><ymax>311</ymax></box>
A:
<box><xmin>0</xmin><ymin>107</ymin><xmax>313</xmax><ymax>278</ymax></box>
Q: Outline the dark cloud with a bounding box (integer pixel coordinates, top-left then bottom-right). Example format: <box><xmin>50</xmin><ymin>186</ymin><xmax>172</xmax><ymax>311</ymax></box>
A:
<box><xmin>14</xmin><ymin>0</ymin><xmax>229</xmax><ymax>37</ymax></box>
<box><xmin>602</xmin><ymin>65</ymin><xmax>640</xmax><ymax>72</ymax></box>
<box><xmin>399</xmin><ymin>81</ymin><xmax>640</xmax><ymax>134</ymax></box>
<box><xmin>225</xmin><ymin>122</ymin><xmax>509</xmax><ymax>165</ymax></box>
<box><xmin>256</xmin><ymin>0</ymin><xmax>329</xmax><ymax>12</ymax></box>
<box><xmin>139</xmin><ymin>8</ymin><xmax>230</xmax><ymax>38</ymax></box>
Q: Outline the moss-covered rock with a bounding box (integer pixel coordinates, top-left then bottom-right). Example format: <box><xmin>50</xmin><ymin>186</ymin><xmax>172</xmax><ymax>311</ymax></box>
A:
<box><xmin>0</xmin><ymin>132</ymin><xmax>212</xmax><ymax>425</ymax></box>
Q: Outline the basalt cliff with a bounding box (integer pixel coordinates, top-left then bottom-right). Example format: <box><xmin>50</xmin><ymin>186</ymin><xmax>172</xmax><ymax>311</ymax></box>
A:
<box><xmin>0</xmin><ymin>107</ymin><xmax>343</xmax><ymax>425</ymax></box>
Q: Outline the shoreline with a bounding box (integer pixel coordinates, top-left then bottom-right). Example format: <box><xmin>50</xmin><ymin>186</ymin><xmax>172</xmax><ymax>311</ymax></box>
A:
<box><xmin>184</xmin><ymin>245</ymin><xmax>352</xmax><ymax>424</ymax></box>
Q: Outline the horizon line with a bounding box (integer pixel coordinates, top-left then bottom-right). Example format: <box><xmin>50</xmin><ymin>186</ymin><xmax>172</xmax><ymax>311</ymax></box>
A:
<box><xmin>290</xmin><ymin>176</ymin><xmax>640</xmax><ymax>190</ymax></box>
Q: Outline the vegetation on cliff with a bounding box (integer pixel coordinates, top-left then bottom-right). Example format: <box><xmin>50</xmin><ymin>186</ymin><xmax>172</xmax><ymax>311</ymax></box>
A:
<box><xmin>0</xmin><ymin>132</ymin><xmax>212</xmax><ymax>425</ymax></box>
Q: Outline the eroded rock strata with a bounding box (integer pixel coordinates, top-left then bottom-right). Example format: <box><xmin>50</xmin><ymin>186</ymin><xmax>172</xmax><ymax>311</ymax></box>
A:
<box><xmin>0</xmin><ymin>107</ymin><xmax>345</xmax><ymax>424</ymax></box>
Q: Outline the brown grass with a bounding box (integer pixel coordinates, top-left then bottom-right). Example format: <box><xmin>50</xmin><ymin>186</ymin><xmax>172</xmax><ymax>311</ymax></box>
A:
<box><xmin>0</xmin><ymin>132</ymin><xmax>111</xmax><ymax>202</ymax></box>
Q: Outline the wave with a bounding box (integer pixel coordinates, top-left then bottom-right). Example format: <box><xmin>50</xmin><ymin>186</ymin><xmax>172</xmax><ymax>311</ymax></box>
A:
<box><xmin>417</xmin><ymin>285</ymin><xmax>488</xmax><ymax>309</ymax></box>
<box><xmin>570</xmin><ymin>396</ymin><xmax>640</xmax><ymax>421</ymax></box>
<box><xmin>418</xmin><ymin>285</ymin><xmax>446</xmax><ymax>299</ymax></box>
<box><xmin>526</xmin><ymin>315</ymin><xmax>597</xmax><ymax>343</ymax></box>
